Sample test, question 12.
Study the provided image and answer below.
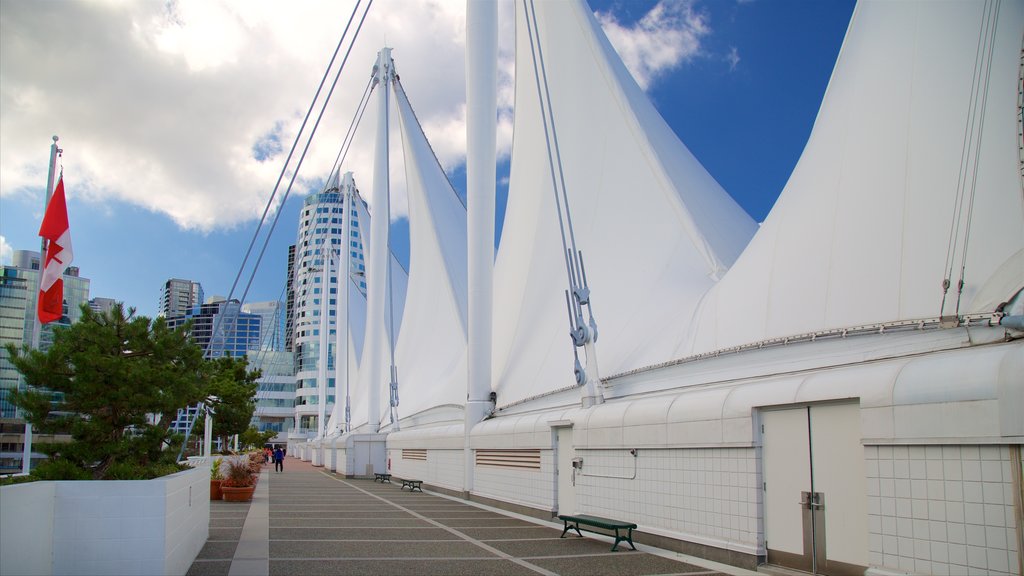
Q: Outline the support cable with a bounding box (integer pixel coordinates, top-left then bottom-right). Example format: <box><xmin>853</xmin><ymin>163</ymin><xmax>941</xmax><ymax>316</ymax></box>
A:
<box><xmin>955</xmin><ymin>0</ymin><xmax>1000</xmax><ymax>316</ymax></box>
<box><xmin>941</xmin><ymin>0</ymin><xmax>998</xmax><ymax>318</ymax></box>
<box><xmin>207</xmin><ymin>0</ymin><xmax>373</xmax><ymax>360</ymax></box>
<box><xmin>522</xmin><ymin>0</ymin><xmax>600</xmax><ymax>396</ymax></box>
<box><xmin>205</xmin><ymin>0</ymin><xmax>365</xmax><ymax>359</ymax></box>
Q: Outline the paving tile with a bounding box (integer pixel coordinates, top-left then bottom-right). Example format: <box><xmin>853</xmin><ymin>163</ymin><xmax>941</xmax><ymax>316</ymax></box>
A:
<box><xmin>529</xmin><ymin>554</ymin><xmax>729</xmax><ymax>576</ymax></box>
<box><xmin>196</xmin><ymin>541</ymin><xmax>240</xmax><ymax>560</ymax></box>
<box><xmin>459</xmin><ymin>526</ymin><xmax>565</xmax><ymax>541</ymax></box>
<box><xmin>488</xmin><ymin>537</ymin><xmax>618</xmax><ymax>557</ymax></box>
<box><xmin>270</xmin><ymin>517</ymin><xmax>429</xmax><ymax>528</ymax></box>
<box><xmin>269</xmin><ymin>540</ymin><xmax>492</xmax><ymax>559</ymax></box>
<box><xmin>186</xmin><ymin>559</ymin><xmax>232</xmax><ymax>576</ymax></box>
<box><xmin>269</xmin><ymin>527</ymin><xmax>460</xmax><ymax>541</ymax></box>
<box><xmin>208</xmin><ymin>528</ymin><xmax>244</xmax><ymax>540</ymax></box>
<box><xmin>269</xmin><ymin>558</ymin><xmax>540</xmax><ymax>576</ymax></box>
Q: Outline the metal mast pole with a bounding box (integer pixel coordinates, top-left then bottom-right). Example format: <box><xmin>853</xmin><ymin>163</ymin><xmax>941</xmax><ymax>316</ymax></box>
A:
<box><xmin>365</xmin><ymin>47</ymin><xmax>393</xmax><ymax>432</ymax></box>
<box><xmin>465</xmin><ymin>0</ymin><xmax>497</xmax><ymax>492</ymax></box>
<box><xmin>23</xmin><ymin>135</ymin><xmax>61</xmax><ymax>474</ymax></box>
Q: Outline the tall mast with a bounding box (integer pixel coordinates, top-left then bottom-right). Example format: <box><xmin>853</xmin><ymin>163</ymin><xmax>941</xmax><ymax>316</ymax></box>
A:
<box><xmin>365</xmin><ymin>47</ymin><xmax>394</xmax><ymax>432</ymax></box>
<box><xmin>23</xmin><ymin>135</ymin><xmax>61</xmax><ymax>474</ymax></box>
<box><xmin>465</xmin><ymin>0</ymin><xmax>497</xmax><ymax>490</ymax></box>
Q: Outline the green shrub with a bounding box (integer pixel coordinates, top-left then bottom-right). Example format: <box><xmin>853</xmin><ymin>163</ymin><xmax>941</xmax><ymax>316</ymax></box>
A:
<box><xmin>30</xmin><ymin>458</ymin><xmax>91</xmax><ymax>481</ymax></box>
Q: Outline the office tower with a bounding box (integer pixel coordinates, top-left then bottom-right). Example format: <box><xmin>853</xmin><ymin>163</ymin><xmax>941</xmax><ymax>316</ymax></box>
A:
<box><xmin>164</xmin><ymin>297</ymin><xmax>261</xmax><ymax>358</ymax></box>
<box><xmin>290</xmin><ymin>174</ymin><xmax>367</xmax><ymax>434</ymax></box>
<box><xmin>159</xmin><ymin>278</ymin><xmax>203</xmax><ymax>318</ymax></box>
<box><xmin>241</xmin><ymin>300</ymin><xmax>284</xmax><ymax>352</ymax></box>
<box><xmin>0</xmin><ymin>249</ymin><xmax>90</xmax><ymax>472</ymax></box>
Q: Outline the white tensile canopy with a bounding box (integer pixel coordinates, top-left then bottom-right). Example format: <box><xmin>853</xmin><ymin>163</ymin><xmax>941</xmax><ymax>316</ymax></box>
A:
<box><xmin>491</xmin><ymin>0</ymin><xmax>757</xmax><ymax>407</ymax></box>
<box><xmin>679</xmin><ymin>0</ymin><xmax>1024</xmax><ymax>357</ymax></box>
<box><xmin>391</xmin><ymin>78</ymin><xmax>469</xmax><ymax>419</ymax></box>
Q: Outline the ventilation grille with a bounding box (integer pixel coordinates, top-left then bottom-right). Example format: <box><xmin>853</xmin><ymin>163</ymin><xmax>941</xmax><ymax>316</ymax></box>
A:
<box><xmin>402</xmin><ymin>449</ymin><xmax>426</xmax><ymax>461</ymax></box>
<box><xmin>475</xmin><ymin>449</ymin><xmax>541</xmax><ymax>470</ymax></box>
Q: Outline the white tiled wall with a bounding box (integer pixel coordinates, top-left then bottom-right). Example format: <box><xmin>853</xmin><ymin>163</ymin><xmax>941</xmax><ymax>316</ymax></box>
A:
<box><xmin>388</xmin><ymin>449</ymin><xmax>465</xmax><ymax>492</ymax></box>
<box><xmin>866</xmin><ymin>445</ymin><xmax>1021</xmax><ymax>576</ymax></box>
<box><xmin>473</xmin><ymin>451</ymin><xmax>555</xmax><ymax>510</ymax></box>
<box><xmin>576</xmin><ymin>447</ymin><xmax>760</xmax><ymax>552</ymax></box>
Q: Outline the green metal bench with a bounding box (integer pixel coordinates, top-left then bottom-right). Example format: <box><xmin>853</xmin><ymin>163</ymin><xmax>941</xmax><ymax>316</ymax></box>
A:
<box><xmin>558</xmin><ymin>514</ymin><xmax>637</xmax><ymax>551</ymax></box>
<box><xmin>400</xmin><ymin>479</ymin><xmax>422</xmax><ymax>492</ymax></box>
<box><xmin>374</xmin><ymin>473</ymin><xmax>392</xmax><ymax>483</ymax></box>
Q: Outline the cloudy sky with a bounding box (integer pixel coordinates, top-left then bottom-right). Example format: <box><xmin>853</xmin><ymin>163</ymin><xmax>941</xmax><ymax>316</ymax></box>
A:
<box><xmin>0</xmin><ymin>0</ymin><xmax>854</xmax><ymax>318</ymax></box>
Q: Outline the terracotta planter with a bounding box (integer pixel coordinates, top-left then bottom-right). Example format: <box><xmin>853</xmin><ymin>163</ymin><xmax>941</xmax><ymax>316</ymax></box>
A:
<box><xmin>210</xmin><ymin>479</ymin><xmax>223</xmax><ymax>500</ymax></box>
<box><xmin>221</xmin><ymin>485</ymin><xmax>255</xmax><ymax>502</ymax></box>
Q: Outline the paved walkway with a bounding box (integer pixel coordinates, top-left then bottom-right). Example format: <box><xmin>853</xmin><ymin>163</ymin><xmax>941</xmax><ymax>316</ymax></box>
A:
<box><xmin>189</xmin><ymin>459</ymin><xmax>754</xmax><ymax>576</ymax></box>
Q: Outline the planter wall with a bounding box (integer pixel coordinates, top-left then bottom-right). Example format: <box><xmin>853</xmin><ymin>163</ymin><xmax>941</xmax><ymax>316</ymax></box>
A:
<box><xmin>0</xmin><ymin>466</ymin><xmax>209</xmax><ymax>576</ymax></box>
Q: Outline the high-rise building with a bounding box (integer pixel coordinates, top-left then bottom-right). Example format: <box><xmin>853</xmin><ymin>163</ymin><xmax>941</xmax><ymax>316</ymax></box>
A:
<box><xmin>291</xmin><ymin>174</ymin><xmax>367</xmax><ymax>434</ymax></box>
<box><xmin>165</xmin><ymin>297</ymin><xmax>261</xmax><ymax>358</ymax></box>
<box><xmin>246</xmin><ymin>349</ymin><xmax>295</xmax><ymax>436</ymax></box>
<box><xmin>0</xmin><ymin>249</ymin><xmax>90</xmax><ymax>472</ymax></box>
<box><xmin>285</xmin><ymin>245</ymin><xmax>296</xmax><ymax>352</ymax></box>
<box><xmin>241</xmin><ymin>300</ymin><xmax>284</xmax><ymax>352</ymax></box>
<box><xmin>159</xmin><ymin>278</ymin><xmax>203</xmax><ymax>318</ymax></box>
<box><xmin>88</xmin><ymin>297</ymin><xmax>118</xmax><ymax>314</ymax></box>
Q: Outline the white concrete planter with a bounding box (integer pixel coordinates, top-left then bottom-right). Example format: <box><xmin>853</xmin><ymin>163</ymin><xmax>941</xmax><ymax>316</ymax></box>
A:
<box><xmin>0</xmin><ymin>466</ymin><xmax>209</xmax><ymax>576</ymax></box>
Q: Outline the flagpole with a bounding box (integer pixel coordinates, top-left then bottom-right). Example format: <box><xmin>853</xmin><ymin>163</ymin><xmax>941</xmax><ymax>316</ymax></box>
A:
<box><xmin>22</xmin><ymin>135</ymin><xmax>61</xmax><ymax>474</ymax></box>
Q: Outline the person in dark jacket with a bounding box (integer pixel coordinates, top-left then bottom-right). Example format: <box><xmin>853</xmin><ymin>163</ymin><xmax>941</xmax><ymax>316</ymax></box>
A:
<box><xmin>273</xmin><ymin>447</ymin><xmax>284</xmax><ymax>472</ymax></box>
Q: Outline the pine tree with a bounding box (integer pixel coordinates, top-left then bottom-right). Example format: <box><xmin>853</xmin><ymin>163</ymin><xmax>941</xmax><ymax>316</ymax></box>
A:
<box><xmin>6</xmin><ymin>303</ymin><xmax>258</xmax><ymax>479</ymax></box>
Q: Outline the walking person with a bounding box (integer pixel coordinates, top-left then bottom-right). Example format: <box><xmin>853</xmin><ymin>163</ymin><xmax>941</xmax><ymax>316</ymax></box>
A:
<box><xmin>274</xmin><ymin>447</ymin><xmax>284</xmax><ymax>472</ymax></box>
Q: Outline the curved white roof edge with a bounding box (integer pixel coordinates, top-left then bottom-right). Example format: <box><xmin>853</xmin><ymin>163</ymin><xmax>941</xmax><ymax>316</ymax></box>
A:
<box><xmin>462</xmin><ymin>338</ymin><xmax>1021</xmax><ymax>451</ymax></box>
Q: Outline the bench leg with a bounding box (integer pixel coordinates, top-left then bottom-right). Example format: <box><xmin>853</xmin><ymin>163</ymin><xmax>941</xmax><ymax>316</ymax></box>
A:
<box><xmin>610</xmin><ymin>527</ymin><xmax>637</xmax><ymax>552</ymax></box>
<box><xmin>560</xmin><ymin>520</ymin><xmax>583</xmax><ymax>539</ymax></box>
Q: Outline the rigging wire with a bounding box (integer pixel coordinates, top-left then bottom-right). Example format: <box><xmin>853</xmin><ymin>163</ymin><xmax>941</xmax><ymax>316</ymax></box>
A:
<box><xmin>204</xmin><ymin>0</ymin><xmax>365</xmax><ymax>360</ymax></box>
<box><xmin>955</xmin><ymin>0</ymin><xmax>1001</xmax><ymax>316</ymax></box>
<box><xmin>207</xmin><ymin>0</ymin><xmax>374</xmax><ymax>361</ymax></box>
<box><xmin>522</xmin><ymin>0</ymin><xmax>598</xmax><ymax>389</ymax></box>
<box><xmin>328</xmin><ymin>76</ymin><xmax>376</xmax><ymax>188</ymax></box>
<box><xmin>941</xmin><ymin>0</ymin><xmax>999</xmax><ymax>318</ymax></box>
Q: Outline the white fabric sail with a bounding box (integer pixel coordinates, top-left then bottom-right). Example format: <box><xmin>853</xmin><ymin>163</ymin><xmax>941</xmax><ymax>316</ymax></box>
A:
<box><xmin>325</xmin><ymin>274</ymin><xmax>368</xmax><ymax>435</ymax></box>
<box><xmin>392</xmin><ymin>79</ymin><xmax>469</xmax><ymax>419</ymax></box>
<box><xmin>681</xmin><ymin>0</ymin><xmax>1024</xmax><ymax>356</ymax></box>
<box><xmin>350</xmin><ymin>253</ymin><xmax>408</xmax><ymax>431</ymax></box>
<box><xmin>491</xmin><ymin>0</ymin><xmax>757</xmax><ymax>406</ymax></box>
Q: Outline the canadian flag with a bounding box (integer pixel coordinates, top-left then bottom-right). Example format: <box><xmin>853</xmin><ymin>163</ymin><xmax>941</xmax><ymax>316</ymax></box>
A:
<box><xmin>38</xmin><ymin>176</ymin><xmax>73</xmax><ymax>324</ymax></box>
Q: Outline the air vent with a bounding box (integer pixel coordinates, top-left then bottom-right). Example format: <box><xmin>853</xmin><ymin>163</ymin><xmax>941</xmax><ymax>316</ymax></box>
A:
<box><xmin>475</xmin><ymin>449</ymin><xmax>541</xmax><ymax>470</ymax></box>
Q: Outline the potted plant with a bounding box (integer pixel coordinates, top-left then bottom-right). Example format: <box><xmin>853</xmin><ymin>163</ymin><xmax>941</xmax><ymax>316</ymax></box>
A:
<box><xmin>210</xmin><ymin>458</ymin><xmax>223</xmax><ymax>500</ymax></box>
<box><xmin>220</xmin><ymin>458</ymin><xmax>256</xmax><ymax>502</ymax></box>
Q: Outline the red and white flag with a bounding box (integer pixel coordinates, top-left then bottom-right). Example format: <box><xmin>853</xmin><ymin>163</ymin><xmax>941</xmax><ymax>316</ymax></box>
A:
<box><xmin>38</xmin><ymin>175</ymin><xmax>73</xmax><ymax>324</ymax></box>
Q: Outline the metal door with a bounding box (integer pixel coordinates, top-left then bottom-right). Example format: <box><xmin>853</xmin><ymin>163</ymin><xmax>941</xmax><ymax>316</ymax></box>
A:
<box><xmin>762</xmin><ymin>403</ymin><xmax>867</xmax><ymax>575</ymax></box>
<box><xmin>555</xmin><ymin>427</ymin><xmax>576</xmax><ymax>514</ymax></box>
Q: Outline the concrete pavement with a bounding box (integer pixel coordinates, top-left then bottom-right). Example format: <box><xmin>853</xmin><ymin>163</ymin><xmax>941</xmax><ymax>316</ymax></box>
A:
<box><xmin>188</xmin><ymin>458</ymin><xmax>754</xmax><ymax>576</ymax></box>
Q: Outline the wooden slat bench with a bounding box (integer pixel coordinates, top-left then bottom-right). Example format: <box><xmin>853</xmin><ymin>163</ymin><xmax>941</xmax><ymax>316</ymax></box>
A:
<box><xmin>374</xmin><ymin>473</ymin><xmax>391</xmax><ymax>483</ymax></box>
<box><xmin>400</xmin><ymin>479</ymin><xmax>423</xmax><ymax>492</ymax></box>
<box><xmin>558</xmin><ymin>514</ymin><xmax>637</xmax><ymax>551</ymax></box>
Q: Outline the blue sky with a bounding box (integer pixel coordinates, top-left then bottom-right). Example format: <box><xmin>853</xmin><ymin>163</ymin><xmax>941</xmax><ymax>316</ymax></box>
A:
<box><xmin>0</xmin><ymin>0</ymin><xmax>854</xmax><ymax>319</ymax></box>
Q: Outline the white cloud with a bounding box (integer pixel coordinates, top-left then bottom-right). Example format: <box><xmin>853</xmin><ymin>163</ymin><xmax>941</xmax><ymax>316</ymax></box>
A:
<box><xmin>594</xmin><ymin>0</ymin><xmax>710</xmax><ymax>90</ymax></box>
<box><xmin>0</xmin><ymin>235</ymin><xmax>12</xmax><ymax>265</ymax></box>
<box><xmin>0</xmin><ymin>0</ymin><xmax>703</xmax><ymax>234</ymax></box>
<box><xmin>0</xmin><ymin>0</ymin><xmax>471</xmax><ymax>231</ymax></box>
<box><xmin>727</xmin><ymin>45</ymin><xmax>740</xmax><ymax>71</ymax></box>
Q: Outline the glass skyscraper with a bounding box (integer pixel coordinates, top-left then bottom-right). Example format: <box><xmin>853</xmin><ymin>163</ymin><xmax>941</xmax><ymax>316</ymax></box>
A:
<box><xmin>0</xmin><ymin>250</ymin><xmax>90</xmax><ymax>472</ymax></box>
